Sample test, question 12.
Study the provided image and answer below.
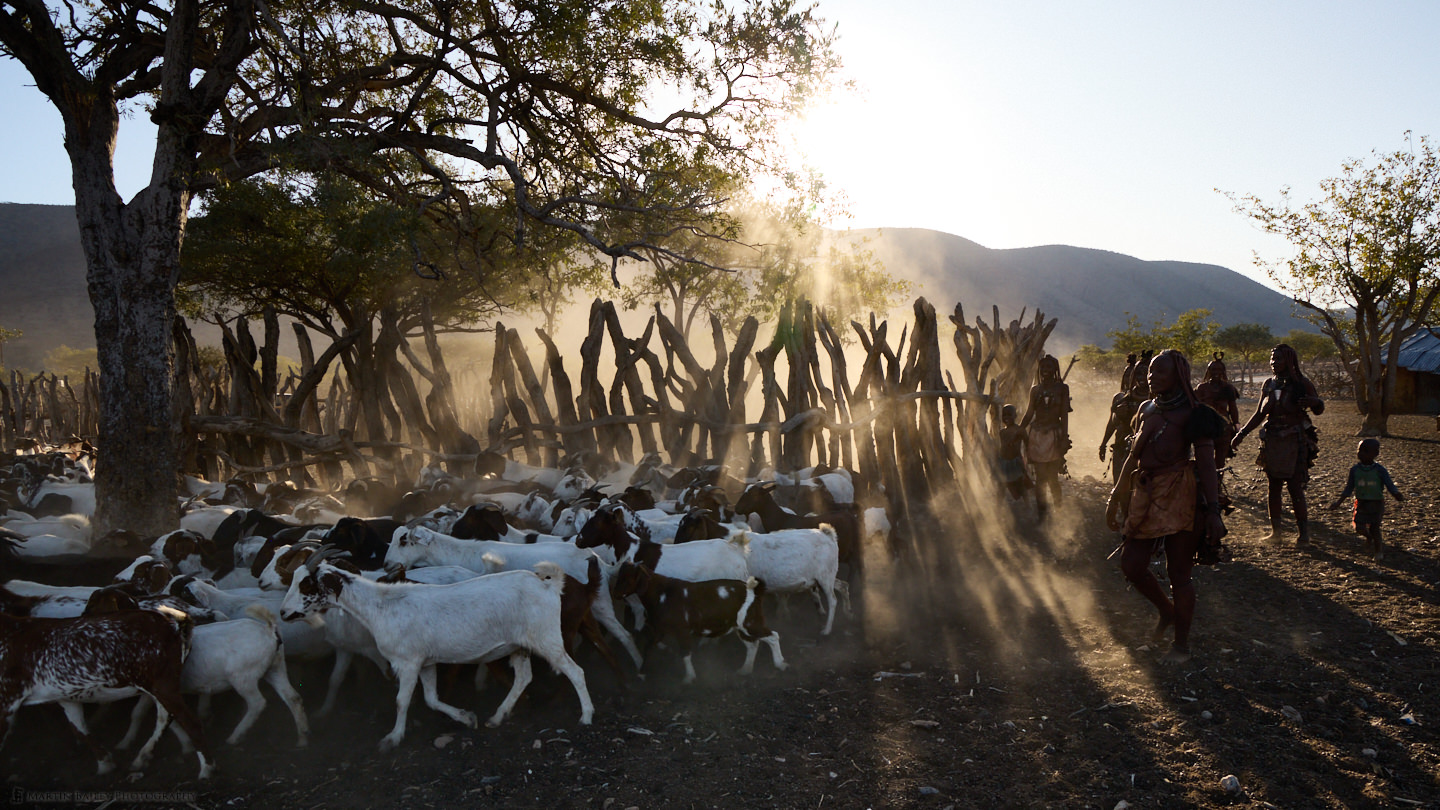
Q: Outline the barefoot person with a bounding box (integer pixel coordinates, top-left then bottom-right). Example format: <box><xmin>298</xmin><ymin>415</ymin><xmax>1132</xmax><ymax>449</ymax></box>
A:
<box><xmin>1021</xmin><ymin>354</ymin><xmax>1071</xmax><ymax>521</ymax></box>
<box><xmin>1231</xmin><ymin>344</ymin><xmax>1325</xmax><ymax>546</ymax></box>
<box><xmin>1106</xmin><ymin>349</ymin><xmax>1228</xmax><ymax>664</ymax></box>
<box><xmin>1328</xmin><ymin>438</ymin><xmax>1405</xmax><ymax>560</ymax></box>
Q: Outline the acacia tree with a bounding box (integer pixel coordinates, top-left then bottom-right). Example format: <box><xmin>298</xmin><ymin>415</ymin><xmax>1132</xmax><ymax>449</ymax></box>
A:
<box><xmin>1106</xmin><ymin>308</ymin><xmax>1217</xmax><ymax>359</ymax></box>
<box><xmin>1214</xmin><ymin>322</ymin><xmax>1274</xmax><ymax>386</ymax></box>
<box><xmin>0</xmin><ymin>0</ymin><xmax>836</xmax><ymax>534</ymax></box>
<box><xmin>181</xmin><ymin>174</ymin><xmax>507</xmax><ymax>450</ymax></box>
<box><xmin>1229</xmin><ymin>134</ymin><xmax>1440</xmax><ymax>435</ymax></box>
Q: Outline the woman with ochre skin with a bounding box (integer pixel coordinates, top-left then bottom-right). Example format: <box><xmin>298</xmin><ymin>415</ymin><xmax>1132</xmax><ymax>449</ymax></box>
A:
<box><xmin>1106</xmin><ymin>350</ymin><xmax>1226</xmax><ymax>664</ymax></box>
<box><xmin>1231</xmin><ymin>344</ymin><xmax>1324</xmax><ymax>546</ymax></box>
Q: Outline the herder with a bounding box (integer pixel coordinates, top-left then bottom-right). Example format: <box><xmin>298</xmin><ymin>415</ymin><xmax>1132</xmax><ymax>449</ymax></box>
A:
<box><xmin>1106</xmin><ymin>349</ymin><xmax>1228</xmax><ymax>664</ymax></box>
<box><xmin>1021</xmin><ymin>354</ymin><xmax>1071</xmax><ymax>521</ymax></box>
<box><xmin>1231</xmin><ymin>344</ymin><xmax>1325</xmax><ymax>546</ymax></box>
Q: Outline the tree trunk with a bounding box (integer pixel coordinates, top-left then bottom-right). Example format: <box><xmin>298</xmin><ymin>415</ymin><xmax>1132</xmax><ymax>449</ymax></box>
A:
<box><xmin>79</xmin><ymin>173</ymin><xmax>191</xmax><ymax>535</ymax></box>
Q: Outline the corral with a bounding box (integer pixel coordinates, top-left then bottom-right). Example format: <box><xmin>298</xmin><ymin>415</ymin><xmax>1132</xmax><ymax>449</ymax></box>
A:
<box><xmin>3</xmin><ymin>401</ymin><xmax>1437</xmax><ymax>809</ymax></box>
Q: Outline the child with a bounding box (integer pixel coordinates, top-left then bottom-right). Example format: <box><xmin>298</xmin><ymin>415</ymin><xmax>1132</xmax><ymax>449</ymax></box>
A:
<box><xmin>997</xmin><ymin>404</ymin><xmax>1033</xmax><ymax>503</ymax></box>
<box><xmin>1329</xmin><ymin>438</ymin><xmax>1405</xmax><ymax>559</ymax></box>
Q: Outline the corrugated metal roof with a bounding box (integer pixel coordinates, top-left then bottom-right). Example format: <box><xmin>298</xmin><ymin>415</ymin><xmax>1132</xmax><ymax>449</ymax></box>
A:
<box><xmin>1397</xmin><ymin>330</ymin><xmax>1440</xmax><ymax>374</ymax></box>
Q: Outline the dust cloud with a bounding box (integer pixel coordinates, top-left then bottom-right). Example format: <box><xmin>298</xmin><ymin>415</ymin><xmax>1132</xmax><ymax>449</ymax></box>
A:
<box><xmin>849</xmin><ymin>366</ymin><xmax>1161</xmax><ymax>698</ymax></box>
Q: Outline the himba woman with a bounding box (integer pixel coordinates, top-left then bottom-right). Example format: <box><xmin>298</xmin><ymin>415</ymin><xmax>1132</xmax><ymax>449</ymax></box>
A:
<box><xmin>1231</xmin><ymin>344</ymin><xmax>1325</xmax><ymax>545</ymax></box>
<box><xmin>1195</xmin><ymin>352</ymin><xmax>1240</xmax><ymax>468</ymax></box>
<box><xmin>1106</xmin><ymin>349</ymin><xmax>1229</xmax><ymax>664</ymax></box>
<box><xmin>1021</xmin><ymin>354</ymin><xmax>1071</xmax><ymax>521</ymax></box>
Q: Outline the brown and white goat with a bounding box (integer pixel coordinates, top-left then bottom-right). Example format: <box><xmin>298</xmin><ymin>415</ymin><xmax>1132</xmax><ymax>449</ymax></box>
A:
<box><xmin>0</xmin><ymin>609</ymin><xmax>215</xmax><ymax>778</ymax></box>
<box><xmin>608</xmin><ymin>562</ymin><xmax>786</xmax><ymax>684</ymax></box>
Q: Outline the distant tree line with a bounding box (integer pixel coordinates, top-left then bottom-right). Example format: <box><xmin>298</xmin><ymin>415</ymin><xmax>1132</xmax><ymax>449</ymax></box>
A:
<box><xmin>1076</xmin><ymin>309</ymin><xmax>1336</xmax><ymax>394</ymax></box>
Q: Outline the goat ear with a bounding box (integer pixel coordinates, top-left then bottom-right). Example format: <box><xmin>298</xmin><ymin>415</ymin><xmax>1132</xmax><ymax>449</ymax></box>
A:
<box><xmin>330</xmin><ymin>559</ymin><xmax>362</xmax><ymax>575</ymax></box>
<box><xmin>485</xmin><ymin>510</ymin><xmax>507</xmax><ymax>535</ymax></box>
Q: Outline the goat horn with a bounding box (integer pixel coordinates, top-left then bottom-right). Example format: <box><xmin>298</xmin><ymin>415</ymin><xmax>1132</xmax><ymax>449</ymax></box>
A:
<box><xmin>304</xmin><ymin>545</ymin><xmax>349</xmax><ymax>572</ymax></box>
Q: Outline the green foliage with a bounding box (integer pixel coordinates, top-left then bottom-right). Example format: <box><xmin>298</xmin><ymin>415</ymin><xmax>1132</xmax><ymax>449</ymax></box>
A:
<box><xmin>41</xmin><ymin>345</ymin><xmax>98</xmax><ymax>379</ymax></box>
<box><xmin>1105</xmin><ymin>314</ymin><xmax>1162</xmax><ymax>355</ymax></box>
<box><xmin>1106</xmin><ymin>308</ymin><xmax>1218</xmax><ymax>361</ymax></box>
<box><xmin>1282</xmin><ymin>329</ymin><xmax>1336</xmax><ymax>362</ymax></box>
<box><xmin>1164</xmin><ymin>309</ymin><xmax>1221</xmax><ymax>360</ymax></box>
<box><xmin>1076</xmin><ymin>343</ymin><xmax>1131</xmax><ymax>381</ymax></box>
<box><xmin>0</xmin><ymin>325</ymin><xmax>19</xmax><ymax>372</ymax></box>
<box><xmin>1227</xmin><ymin>133</ymin><xmax>1440</xmax><ymax>428</ymax></box>
<box><xmin>1214</xmin><ymin>323</ymin><xmax>1275</xmax><ymax>364</ymax></box>
<box><xmin>181</xmin><ymin>175</ymin><xmax>515</xmax><ymax>335</ymax></box>
<box><xmin>195</xmin><ymin>346</ymin><xmax>226</xmax><ymax>373</ymax></box>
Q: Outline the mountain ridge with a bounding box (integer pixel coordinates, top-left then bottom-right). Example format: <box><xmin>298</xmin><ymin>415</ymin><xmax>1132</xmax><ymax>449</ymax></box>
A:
<box><xmin>0</xmin><ymin>203</ymin><xmax>1307</xmax><ymax>370</ymax></box>
<box><xmin>848</xmin><ymin>226</ymin><xmax>1305</xmax><ymax>351</ymax></box>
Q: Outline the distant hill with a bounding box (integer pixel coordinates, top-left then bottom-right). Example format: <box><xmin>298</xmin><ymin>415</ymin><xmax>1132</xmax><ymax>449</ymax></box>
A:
<box><xmin>849</xmin><ymin>227</ymin><xmax>1308</xmax><ymax>353</ymax></box>
<box><xmin>0</xmin><ymin>204</ymin><xmax>93</xmax><ymax>371</ymax></box>
<box><xmin>0</xmin><ymin>203</ymin><xmax>1309</xmax><ymax>371</ymax></box>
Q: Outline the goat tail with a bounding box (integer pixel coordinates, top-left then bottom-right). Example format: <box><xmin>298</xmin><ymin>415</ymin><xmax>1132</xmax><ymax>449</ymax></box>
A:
<box><xmin>243</xmin><ymin>603</ymin><xmax>278</xmax><ymax>627</ymax></box>
<box><xmin>59</xmin><ymin>513</ymin><xmax>93</xmax><ymax>530</ymax></box>
<box><xmin>747</xmin><ymin>576</ymin><xmax>766</xmax><ymax>597</ymax></box>
<box><xmin>533</xmin><ymin>561</ymin><xmax>567</xmax><ymax>592</ymax></box>
<box><xmin>729</xmin><ymin>530</ymin><xmax>752</xmax><ymax>553</ymax></box>
<box><xmin>817</xmin><ymin>523</ymin><xmax>838</xmax><ymax>544</ymax></box>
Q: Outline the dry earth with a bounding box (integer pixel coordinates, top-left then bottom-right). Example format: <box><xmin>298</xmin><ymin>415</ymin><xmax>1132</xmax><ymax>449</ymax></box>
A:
<box><xmin>4</xmin><ymin>405</ymin><xmax>1438</xmax><ymax>809</ymax></box>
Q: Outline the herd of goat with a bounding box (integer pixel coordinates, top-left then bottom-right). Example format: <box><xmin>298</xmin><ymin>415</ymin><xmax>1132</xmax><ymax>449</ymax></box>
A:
<box><xmin>0</xmin><ymin>447</ymin><xmax>886</xmax><ymax>780</ymax></box>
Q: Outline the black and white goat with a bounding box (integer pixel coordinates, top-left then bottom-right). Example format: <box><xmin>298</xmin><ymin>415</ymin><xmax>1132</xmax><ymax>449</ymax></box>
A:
<box><xmin>575</xmin><ymin>504</ymin><xmax>750</xmax><ymax>582</ymax></box>
<box><xmin>735</xmin><ymin>483</ymin><xmax>863</xmax><ymax>579</ymax></box>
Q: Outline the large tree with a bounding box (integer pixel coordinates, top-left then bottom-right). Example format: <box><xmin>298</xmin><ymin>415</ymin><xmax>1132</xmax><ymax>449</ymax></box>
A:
<box><xmin>1229</xmin><ymin>134</ymin><xmax>1440</xmax><ymax>435</ymax></box>
<box><xmin>0</xmin><ymin>0</ymin><xmax>836</xmax><ymax>534</ymax></box>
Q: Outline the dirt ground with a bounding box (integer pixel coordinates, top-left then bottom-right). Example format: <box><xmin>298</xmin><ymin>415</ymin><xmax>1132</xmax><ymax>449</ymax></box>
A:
<box><xmin>4</xmin><ymin>404</ymin><xmax>1438</xmax><ymax>809</ymax></box>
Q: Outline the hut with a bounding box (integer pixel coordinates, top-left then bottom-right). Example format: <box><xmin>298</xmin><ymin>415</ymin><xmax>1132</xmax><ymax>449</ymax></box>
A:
<box><xmin>1392</xmin><ymin>330</ymin><xmax>1440</xmax><ymax>414</ymax></box>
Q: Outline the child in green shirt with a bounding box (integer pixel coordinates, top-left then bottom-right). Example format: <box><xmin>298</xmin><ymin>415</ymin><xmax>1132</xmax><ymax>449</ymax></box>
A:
<box><xmin>1328</xmin><ymin>438</ymin><xmax>1405</xmax><ymax>560</ymax></box>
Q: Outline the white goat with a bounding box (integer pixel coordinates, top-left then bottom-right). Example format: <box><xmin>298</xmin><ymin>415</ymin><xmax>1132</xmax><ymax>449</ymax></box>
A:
<box><xmin>280</xmin><ymin>558</ymin><xmax>594</xmax><ymax>751</ymax></box>
<box><xmin>383</xmin><ymin>526</ymin><xmax>643</xmax><ymax>669</ymax></box>
<box><xmin>1</xmin><ymin>580</ymin><xmax>95</xmax><ymax>618</ymax></box>
<box><xmin>741</xmin><ymin>525</ymin><xmax>841</xmax><ymax>635</ymax></box>
<box><xmin>173</xmin><ymin>578</ymin><xmax>332</xmax><ymax>659</ymax></box>
<box><xmin>180</xmin><ymin>504</ymin><xmax>241</xmax><ymax>539</ymax></box>
<box><xmin>0</xmin><ymin>514</ymin><xmax>92</xmax><ymax>556</ymax></box>
<box><xmin>116</xmin><ymin>604</ymin><xmax>309</xmax><ymax>749</ymax></box>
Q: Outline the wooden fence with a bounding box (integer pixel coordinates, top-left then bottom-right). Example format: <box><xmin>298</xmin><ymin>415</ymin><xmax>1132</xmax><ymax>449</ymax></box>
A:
<box><xmin>2</xmin><ymin>297</ymin><xmax>1057</xmax><ymax>534</ymax></box>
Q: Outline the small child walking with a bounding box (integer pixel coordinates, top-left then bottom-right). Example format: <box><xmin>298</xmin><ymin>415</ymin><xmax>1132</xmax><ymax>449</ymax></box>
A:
<box><xmin>997</xmin><ymin>404</ymin><xmax>1033</xmax><ymax>504</ymax></box>
<box><xmin>1329</xmin><ymin>438</ymin><xmax>1405</xmax><ymax>560</ymax></box>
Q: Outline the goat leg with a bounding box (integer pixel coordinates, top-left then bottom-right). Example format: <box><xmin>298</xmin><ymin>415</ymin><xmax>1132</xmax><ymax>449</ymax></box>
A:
<box><xmin>486</xmin><ymin>652</ymin><xmax>533</xmax><ymax>727</ymax></box>
<box><xmin>419</xmin><ymin>664</ymin><xmax>477</xmax><ymax>729</ymax></box>
<box><xmin>58</xmin><ymin>701</ymin><xmax>115</xmax><ymax>775</ymax></box>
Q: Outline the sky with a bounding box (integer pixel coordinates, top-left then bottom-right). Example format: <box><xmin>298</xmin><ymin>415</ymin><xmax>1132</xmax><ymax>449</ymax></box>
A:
<box><xmin>3</xmin><ymin>0</ymin><xmax>1439</xmax><ymax>293</ymax></box>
